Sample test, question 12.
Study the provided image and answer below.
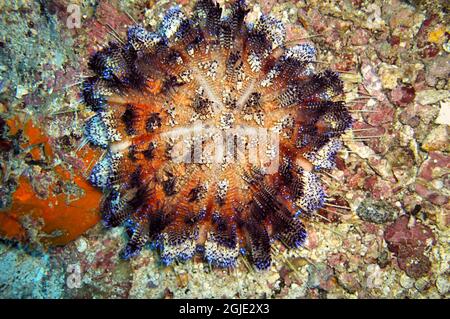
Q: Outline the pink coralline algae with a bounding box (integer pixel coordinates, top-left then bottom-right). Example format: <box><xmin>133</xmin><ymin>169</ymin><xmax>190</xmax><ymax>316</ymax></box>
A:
<box><xmin>390</xmin><ymin>85</ymin><xmax>416</xmax><ymax>107</ymax></box>
<box><xmin>384</xmin><ymin>215</ymin><xmax>435</xmax><ymax>278</ymax></box>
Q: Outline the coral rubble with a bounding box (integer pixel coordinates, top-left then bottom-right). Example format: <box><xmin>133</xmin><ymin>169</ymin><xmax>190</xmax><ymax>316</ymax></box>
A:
<box><xmin>82</xmin><ymin>0</ymin><xmax>351</xmax><ymax>269</ymax></box>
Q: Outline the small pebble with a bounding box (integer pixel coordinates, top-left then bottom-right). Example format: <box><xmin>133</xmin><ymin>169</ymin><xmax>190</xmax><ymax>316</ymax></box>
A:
<box><xmin>75</xmin><ymin>237</ymin><xmax>88</xmax><ymax>253</ymax></box>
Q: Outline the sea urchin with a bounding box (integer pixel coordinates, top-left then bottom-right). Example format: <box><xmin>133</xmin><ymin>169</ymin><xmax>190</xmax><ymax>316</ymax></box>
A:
<box><xmin>82</xmin><ymin>0</ymin><xmax>352</xmax><ymax>270</ymax></box>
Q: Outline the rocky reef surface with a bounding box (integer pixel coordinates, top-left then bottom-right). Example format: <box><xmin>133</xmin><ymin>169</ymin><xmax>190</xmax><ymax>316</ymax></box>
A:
<box><xmin>0</xmin><ymin>0</ymin><xmax>448</xmax><ymax>298</ymax></box>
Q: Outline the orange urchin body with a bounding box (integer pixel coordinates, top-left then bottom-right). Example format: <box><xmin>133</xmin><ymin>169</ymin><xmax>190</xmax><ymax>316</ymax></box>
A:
<box><xmin>82</xmin><ymin>0</ymin><xmax>351</xmax><ymax>269</ymax></box>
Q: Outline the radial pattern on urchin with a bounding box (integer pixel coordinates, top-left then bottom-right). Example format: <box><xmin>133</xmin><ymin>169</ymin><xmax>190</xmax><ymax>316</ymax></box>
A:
<box><xmin>82</xmin><ymin>0</ymin><xmax>352</xmax><ymax>270</ymax></box>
